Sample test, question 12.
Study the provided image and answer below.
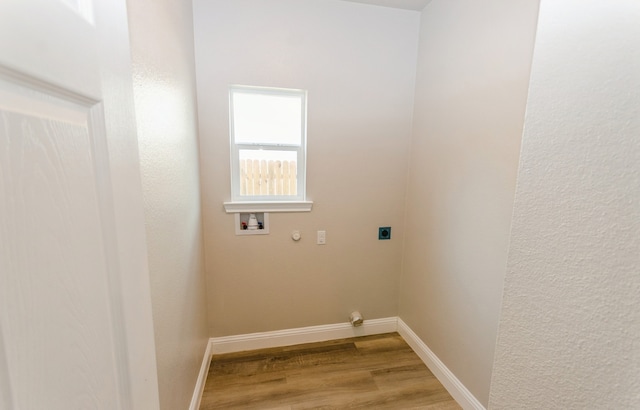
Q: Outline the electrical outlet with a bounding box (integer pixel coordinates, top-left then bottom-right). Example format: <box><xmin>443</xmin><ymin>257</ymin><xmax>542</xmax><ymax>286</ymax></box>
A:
<box><xmin>317</xmin><ymin>230</ymin><xmax>326</xmax><ymax>245</ymax></box>
<box><xmin>378</xmin><ymin>227</ymin><xmax>391</xmax><ymax>240</ymax></box>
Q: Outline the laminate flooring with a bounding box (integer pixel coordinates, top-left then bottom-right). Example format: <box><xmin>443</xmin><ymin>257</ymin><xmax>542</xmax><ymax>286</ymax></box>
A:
<box><xmin>200</xmin><ymin>332</ymin><xmax>461</xmax><ymax>409</ymax></box>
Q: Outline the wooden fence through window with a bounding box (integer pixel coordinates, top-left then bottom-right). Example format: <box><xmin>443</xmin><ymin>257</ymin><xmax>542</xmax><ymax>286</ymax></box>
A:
<box><xmin>240</xmin><ymin>159</ymin><xmax>297</xmax><ymax>196</ymax></box>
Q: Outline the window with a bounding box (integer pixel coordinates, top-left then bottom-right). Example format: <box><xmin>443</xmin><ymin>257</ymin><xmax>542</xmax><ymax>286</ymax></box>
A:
<box><xmin>227</xmin><ymin>85</ymin><xmax>310</xmax><ymax>212</ymax></box>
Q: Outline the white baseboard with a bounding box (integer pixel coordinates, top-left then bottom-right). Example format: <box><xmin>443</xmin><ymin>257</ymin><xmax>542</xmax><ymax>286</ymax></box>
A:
<box><xmin>210</xmin><ymin>317</ymin><xmax>398</xmax><ymax>355</ymax></box>
<box><xmin>193</xmin><ymin>317</ymin><xmax>482</xmax><ymax>410</ymax></box>
<box><xmin>188</xmin><ymin>338</ymin><xmax>213</xmax><ymax>410</ymax></box>
<box><xmin>397</xmin><ymin>318</ymin><xmax>485</xmax><ymax>410</ymax></box>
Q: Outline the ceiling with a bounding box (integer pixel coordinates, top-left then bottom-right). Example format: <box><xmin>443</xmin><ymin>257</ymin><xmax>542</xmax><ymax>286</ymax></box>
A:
<box><xmin>339</xmin><ymin>0</ymin><xmax>432</xmax><ymax>11</ymax></box>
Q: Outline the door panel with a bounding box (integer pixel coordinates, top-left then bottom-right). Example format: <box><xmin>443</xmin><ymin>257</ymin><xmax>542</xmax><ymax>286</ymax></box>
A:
<box><xmin>0</xmin><ymin>0</ymin><xmax>159</xmax><ymax>409</ymax></box>
<box><xmin>0</xmin><ymin>0</ymin><xmax>99</xmax><ymax>99</ymax></box>
<box><xmin>0</xmin><ymin>75</ymin><xmax>121</xmax><ymax>409</ymax></box>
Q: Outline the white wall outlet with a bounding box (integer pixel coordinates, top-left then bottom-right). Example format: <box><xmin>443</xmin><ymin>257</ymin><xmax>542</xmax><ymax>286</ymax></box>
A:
<box><xmin>317</xmin><ymin>230</ymin><xmax>326</xmax><ymax>245</ymax></box>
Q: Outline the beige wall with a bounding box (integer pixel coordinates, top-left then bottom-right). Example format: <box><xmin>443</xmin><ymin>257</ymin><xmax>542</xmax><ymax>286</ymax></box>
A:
<box><xmin>193</xmin><ymin>0</ymin><xmax>420</xmax><ymax>336</ymax></box>
<box><xmin>489</xmin><ymin>1</ymin><xmax>640</xmax><ymax>408</ymax></box>
<box><xmin>126</xmin><ymin>0</ymin><xmax>209</xmax><ymax>408</ymax></box>
<box><xmin>399</xmin><ymin>0</ymin><xmax>539</xmax><ymax>406</ymax></box>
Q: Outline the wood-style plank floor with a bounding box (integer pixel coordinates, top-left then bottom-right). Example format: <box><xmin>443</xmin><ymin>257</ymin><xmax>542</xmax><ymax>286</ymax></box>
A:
<box><xmin>200</xmin><ymin>332</ymin><xmax>461</xmax><ymax>409</ymax></box>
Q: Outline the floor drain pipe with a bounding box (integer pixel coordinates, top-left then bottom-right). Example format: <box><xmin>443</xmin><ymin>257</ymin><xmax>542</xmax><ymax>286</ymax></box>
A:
<box><xmin>349</xmin><ymin>311</ymin><xmax>364</xmax><ymax>327</ymax></box>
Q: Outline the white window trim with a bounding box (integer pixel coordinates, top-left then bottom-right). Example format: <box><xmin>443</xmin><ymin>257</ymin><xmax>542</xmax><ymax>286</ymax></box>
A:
<box><xmin>228</xmin><ymin>85</ymin><xmax>309</xmax><ymax>209</ymax></box>
<box><xmin>223</xmin><ymin>201</ymin><xmax>313</xmax><ymax>213</ymax></box>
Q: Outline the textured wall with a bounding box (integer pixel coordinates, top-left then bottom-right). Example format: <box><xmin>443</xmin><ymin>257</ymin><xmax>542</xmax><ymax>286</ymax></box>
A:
<box><xmin>193</xmin><ymin>0</ymin><xmax>419</xmax><ymax>337</ymax></box>
<box><xmin>126</xmin><ymin>0</ymin><xmax>210</xmax><ymax>409</ymax></box>
<box><xmin>398</xmin><ymin>0</ymin><xmax>540</xmax><ymax>406</ymax></box>
<box><xmin>489</xmin><ymin>1</ymin><xmax>640</xmax><ymax>408</ymax></box>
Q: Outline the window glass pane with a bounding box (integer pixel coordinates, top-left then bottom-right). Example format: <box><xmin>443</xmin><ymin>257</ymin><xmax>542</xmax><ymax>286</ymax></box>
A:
<box><xmin>238</xmin><ymin>149</ymin><xmax>298</xmax><ymax>196</ymax></box>
<box><xmin>233</xmin><ymin>92</ymin><xmax>302</xmax><ymax>145</ymax></box>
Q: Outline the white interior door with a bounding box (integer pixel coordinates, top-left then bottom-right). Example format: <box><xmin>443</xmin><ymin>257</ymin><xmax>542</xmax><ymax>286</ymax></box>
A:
<box><xmin>0</xmin><ymin>1</ymin><xmax>160</xmax><ymax>409</ymax></box>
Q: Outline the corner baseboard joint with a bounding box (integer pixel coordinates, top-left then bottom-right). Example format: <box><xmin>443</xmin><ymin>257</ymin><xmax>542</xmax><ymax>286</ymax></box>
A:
<box><xmin>191</xmin><ymin>317</ymin><xmax>484</xmax><ymax>410</ymax></box>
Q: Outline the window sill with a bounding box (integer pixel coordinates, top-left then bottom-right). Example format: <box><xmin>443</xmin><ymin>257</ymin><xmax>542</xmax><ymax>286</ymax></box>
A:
<box><xmin>223</xmin><ymin>201</ymin><xmax>313</xmax><ymax>213</ymax></box>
